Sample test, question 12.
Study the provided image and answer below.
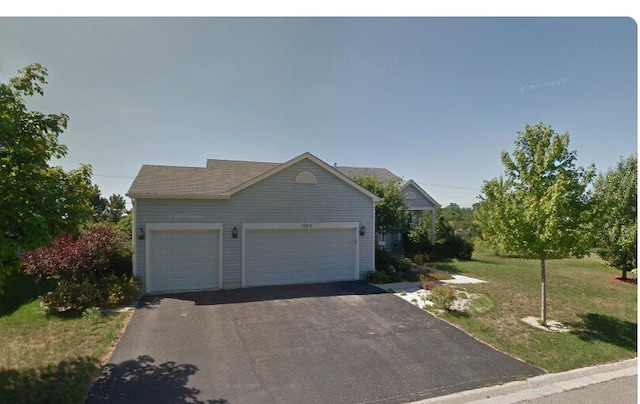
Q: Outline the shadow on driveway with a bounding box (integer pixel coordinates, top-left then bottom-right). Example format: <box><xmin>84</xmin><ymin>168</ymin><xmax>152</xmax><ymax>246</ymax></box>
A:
<box><xmin>139</xmin><ymin>280</ymin><xmax>387</xmax><ymax>309</ymax></box>
<box><xmin>86</xmin><ymin>355</ymin><xmax>227</xmax><ymax>404</ymax></box>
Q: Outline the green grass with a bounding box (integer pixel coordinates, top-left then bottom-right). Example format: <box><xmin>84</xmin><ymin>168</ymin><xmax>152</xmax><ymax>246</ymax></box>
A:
<box><xmin>428</xmin><ymin>245</ymin><xmax>637</xmax><ymax>372</ymax></box>
<box><xmin>0</xmin><ymin>273</ymin><xmax>132</xmax><ymax>403</ymax></box>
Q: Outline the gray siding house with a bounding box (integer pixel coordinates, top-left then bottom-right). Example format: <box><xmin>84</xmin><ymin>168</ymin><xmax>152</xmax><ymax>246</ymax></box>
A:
<box><xmin>128</xmin><ymin>152</ymin><xmax>439</xmax><ymax>294</ymax></box>
<box><xmin>128</xmin><ymin>153</ymin><xmax>380</xmax><ymax>294</ymax></box>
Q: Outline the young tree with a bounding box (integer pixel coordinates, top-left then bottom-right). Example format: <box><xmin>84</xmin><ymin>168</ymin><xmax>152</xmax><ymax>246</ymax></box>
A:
<box><xmin>0</xmin><ymin>63</ymin><xmax>93</xmax><ymax>290</ymax></box>
<box><xmin>354</xmin><ymin>176</ymin><xmax>410</xmax><ymax>236</ymax></box>
<box><xmin>476</xmin><ymin>123</ymin><xmax>595</xmax><ymax>324</ymax></box>
<box><xmin>592</xmin><ymin>155</ymin><xmax>637</xmax><ymax>279</ymax></box>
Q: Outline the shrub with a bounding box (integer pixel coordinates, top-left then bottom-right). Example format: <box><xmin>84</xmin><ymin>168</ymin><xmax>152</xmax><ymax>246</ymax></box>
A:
<box><xmin>22</xmin><ymin>225</ymin><xmax>137</xmax><ymax>312</ymax></box>
<box><xmin>22</xmin><ymin>225</ymin><xmax>132</xmax><ymax>281</ymax></box>
<box><xmin>408</xmin><ymin>215</ymin><xmax>475</xmax><ymax>261</ymax></box>
<box><xmin>41</xmin><ymin>275</ymin><xmax>142</xmax><ymax>312</ymax></box>
<box><xmin>419</xmin><ymin>273</ymin><xmax>438</xmax><ymax>290</ymax></box>
<box><xmin>375</xmin><ymin>248</ymin><xmax>393</xmax><ymax>272</ymax></box>
<box><xmin>104</xmin><ymin>275</ymin><xmax>142</xmax><ymax>307</ymax></box>
<box><xmin>42</xmin><ymin>279</ymin><xmax>102</xmax><ymax>312</ymax></box>
<box><xmin>430</xmin><ymin>285</ymin><xmax>457</xmax><ymax>310</ymax></box>
<box><xmin>413</xmin><ymin>253</ymin><xmax>428</xmax><ymax>265</ymax></box>
<box><xmin>363</xmin><ymin>270</ymin><xmax>391</xmax><ymax>284</ymax></box>
<box><xmin>391</xmin><ymin>254</ymin><xmax>413</xmax><ymax>272</ymax></box>
<box><xmin>445</xmin><ymin>234</ymin><xmax>474</xmax><ymax>260</ymax></box>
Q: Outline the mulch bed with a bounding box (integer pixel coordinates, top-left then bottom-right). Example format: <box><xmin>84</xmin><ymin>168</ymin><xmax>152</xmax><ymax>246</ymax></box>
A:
<box><xmin>608</xmin><ymin>275</ymin><xmax>637</xmax><ymax>285</ymax></box>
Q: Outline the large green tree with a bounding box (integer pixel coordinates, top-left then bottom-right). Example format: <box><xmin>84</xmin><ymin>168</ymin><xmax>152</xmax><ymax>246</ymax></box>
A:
<box><xmin>0</xmin><ymin>63</ymin><xmax>92</xmax><ymax>290</ymax></box>
<box><xmin>476</xmin><ymin>123</ymin><xmax>595</xmax><ymax>324</ymax></box>
<box><xmin>592</xmin><ymin>154</ymin><xmax>637</xmax><ymax>279</ymax></box>
<box><xmin>354</xmin><ymin>176</ymin><xmax>410</xmax><ymax>236</ymax></box>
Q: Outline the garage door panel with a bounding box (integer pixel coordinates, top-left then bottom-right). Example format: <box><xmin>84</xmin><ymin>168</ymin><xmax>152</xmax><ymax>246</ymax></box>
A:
<box><xmin>245</xmin><ymin>227</ymin><xmax>356</xmax><ymax>287</ymax></box>
<box><xmin>150</xmin><ymin>230</ymin><xmax>220</xmax><ymax>293</ymax></box>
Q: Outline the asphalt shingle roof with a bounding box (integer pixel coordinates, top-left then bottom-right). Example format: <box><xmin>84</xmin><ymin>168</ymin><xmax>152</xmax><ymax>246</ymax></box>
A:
<box><xmin>128</xmin><ymin>157</ymin><xmax>404</xmax><ymax>199</ymax></box>
<box><xmin>334</xmin><ymin>166</ymin><xmax>402</xmax><ymax>183</ymax></box>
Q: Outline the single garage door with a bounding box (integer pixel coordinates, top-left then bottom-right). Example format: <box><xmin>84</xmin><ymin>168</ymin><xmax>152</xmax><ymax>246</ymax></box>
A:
<box><xmin>148</xmin><ymin>229</ymin><xmax>220</xmax><ymax>293</ymax></box>
<box><xmin>244</xmin><ymin>225</ymin><xmax>358</xmax><ymax>287</ymax></box>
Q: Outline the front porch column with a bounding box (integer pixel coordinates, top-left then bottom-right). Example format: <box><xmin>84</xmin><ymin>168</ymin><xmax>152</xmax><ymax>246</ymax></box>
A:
<box><xmin>430</xmin><ymin>209</ymin><xmax>436</xmax><ymax>245</ymax></box>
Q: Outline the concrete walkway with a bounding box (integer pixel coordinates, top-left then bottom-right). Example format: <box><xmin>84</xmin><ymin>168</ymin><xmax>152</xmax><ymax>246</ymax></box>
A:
<box><xmin>413</xmin><ymin>358</ymin><xmax>637</xmax><ymax>403</ymax></box>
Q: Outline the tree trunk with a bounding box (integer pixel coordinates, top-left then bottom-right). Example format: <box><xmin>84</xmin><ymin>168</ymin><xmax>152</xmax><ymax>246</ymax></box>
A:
<box><xmin>621</xmin><ymin>268</ymin><xmax>628</xmax><ymax>280</ymax></box>
<box><xmin>540</xmin><ymin>255</ymin><xmax>547</xmax><ymax>325</ymax></box>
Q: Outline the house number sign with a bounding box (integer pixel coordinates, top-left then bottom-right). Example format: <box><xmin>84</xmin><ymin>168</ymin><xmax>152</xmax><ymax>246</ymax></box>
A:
<box><xmin>301</xmin><ymin>223</ymin><xmax>313</xmax><ymax>228</ymax></box>
<box><xmin>167</xmin><ymin>214</ymin><xmax>204</xmax><ymax>219</ymax></box>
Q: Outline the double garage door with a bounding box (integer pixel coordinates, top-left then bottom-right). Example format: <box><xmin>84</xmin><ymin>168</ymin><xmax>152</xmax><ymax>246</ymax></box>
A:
<box><xmin>244</xmin><ymin>226</ymin><xmax>358</xmax><ymax>287</ymax></box>
<box><xmin>146</xmin><ymin>223</ymin><xmax>359</xmax><ymax>293</ymax></box>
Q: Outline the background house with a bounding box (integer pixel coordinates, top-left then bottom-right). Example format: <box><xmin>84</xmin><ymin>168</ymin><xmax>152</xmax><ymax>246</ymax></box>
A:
<box><xmin>336</xmin><ymin>167</ymin><xmax>440</xmax><ymax>253</ymax></box>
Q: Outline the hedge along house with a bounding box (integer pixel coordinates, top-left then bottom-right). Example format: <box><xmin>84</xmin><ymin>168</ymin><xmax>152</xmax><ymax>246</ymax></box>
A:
<box><xmin>335</xmin><ymin>167</ymin><xmax>440</xmax><ymax>253</ymax></box>
<box><xmin>127</xmin><ymin>152</ymin><xmax>381</xmax><ymax>294</ymax></box>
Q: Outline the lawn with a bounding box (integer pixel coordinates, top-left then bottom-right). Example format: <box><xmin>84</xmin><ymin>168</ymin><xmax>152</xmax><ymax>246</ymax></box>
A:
<box><xmin>0</xmin><ymin>273</ymin><xmax>133</xmax><ymax>403</ymax></box>
<box><xmin>428</xmin><ymin>244</ymin><xmax>637</xmax><ymax>372</ymax></box>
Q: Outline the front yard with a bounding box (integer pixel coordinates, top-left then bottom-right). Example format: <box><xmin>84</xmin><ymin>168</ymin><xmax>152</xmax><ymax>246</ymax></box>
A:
<box><xmin>416</xmin><ymin>245</ymin><xmax>637</xmax><ymax>372</ymax></box>
<box><xmin>1</xmin><ymin>246</ymin><xmax>636</xmax><ymax>402</ymax></box>
<box><xmin>0</xmin><ymin>273</ymin><xmax>132</xmax><ymax>403</ymax></box>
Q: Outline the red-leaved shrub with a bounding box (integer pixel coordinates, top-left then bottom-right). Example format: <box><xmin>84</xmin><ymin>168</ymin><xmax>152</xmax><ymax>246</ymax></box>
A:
<box><xmin>21</xmin><ymin>225</ymin><xmax>138</xmax><ymax>311</ymax></box>
<box><xmin>22</xmin><ymin>225</ymin><xmax>130</xmax><ymax>281</ymax></box>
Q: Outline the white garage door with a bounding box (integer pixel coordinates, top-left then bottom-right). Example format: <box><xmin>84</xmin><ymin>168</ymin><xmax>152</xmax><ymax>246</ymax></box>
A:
<box><xmin>148</xmin><ymin>229</ymin><xmax>220</xmax><ymax>293</ymax></box>
<box><xmin>244</xmin><ymin>225</ymin><xmax>358</xmax><ymax>287</ymax></box>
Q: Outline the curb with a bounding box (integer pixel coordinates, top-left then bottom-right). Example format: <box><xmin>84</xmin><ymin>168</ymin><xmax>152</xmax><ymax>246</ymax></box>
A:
<box><xmin>412</xmin><ymin>358</ymin><xmax>637</xmax><ymax>403</ymax></box>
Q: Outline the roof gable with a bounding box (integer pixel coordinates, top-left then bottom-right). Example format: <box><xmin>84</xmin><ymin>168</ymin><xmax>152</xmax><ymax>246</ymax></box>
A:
<box><xmin>223</xmin><ymin>152</ymin><xmax>381</xmax><ymax>201</ymax></box>
<box><xmin>401</xmin><ymin>180</ymin><xmax>440</xmax><ymax>208</ymax></box>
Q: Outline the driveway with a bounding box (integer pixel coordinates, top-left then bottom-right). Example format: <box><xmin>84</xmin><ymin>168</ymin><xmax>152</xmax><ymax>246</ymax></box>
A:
<box><xmin>86</xmin><ymin>281</ymin><xmax>544</xmax><ymax>404</ymax></box>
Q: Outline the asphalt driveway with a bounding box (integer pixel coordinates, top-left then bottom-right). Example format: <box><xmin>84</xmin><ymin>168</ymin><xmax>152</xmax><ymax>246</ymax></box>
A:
<box><xmin>86</xmin><ymin>281</ymin><xmax>544</xmax><ymax>404</ymax></box>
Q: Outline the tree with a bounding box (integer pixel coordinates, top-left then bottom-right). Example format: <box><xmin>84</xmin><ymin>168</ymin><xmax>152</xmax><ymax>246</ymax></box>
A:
<box><xmin>354</xmin><ymin>176</ymin><xmax>410</xmax><ymax>236</ymax></box>
<box><xmin>476</xmin><ymin>123</ymin><xmax>595</xmax><ymax>324</ymax></box>
<box><xmin>90</xmin><ymin>184</ymin><xmax>109</xmax><ymax>221</ymax></box>
<box><xmin>439</xmin><ymin>203</ymin><xmax>480</xmax><ymax>238</ymax></box>
<box><xmin>592</xmin><ymin>155</ymin><xmax>637</xmax><ymax>279</ymax></box>
<box><xmin>106</xmin><ymin>194</ymin><xmax>127</xmax><ymax>223</ymax></box>
<box><xmin>0</xmin><ymin>63</ymin><xmax>93</xmax><ymax>290</ymax></box>
<box><xmin>90</xmin><ymin>184</ymin><xmax>128</xmax><ymax>223</ymax></box>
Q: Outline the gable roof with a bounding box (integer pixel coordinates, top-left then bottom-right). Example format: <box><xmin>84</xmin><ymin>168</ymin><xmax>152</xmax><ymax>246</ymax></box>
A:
<box><xmin>127</xmin><ymin>152</ymin><xmax>380</xmax><ymax>201</ymax></box>
<box><xmin>401</xmin><ymin>180</ymin><xmax>441</xmax><ymax>208</ymax></box>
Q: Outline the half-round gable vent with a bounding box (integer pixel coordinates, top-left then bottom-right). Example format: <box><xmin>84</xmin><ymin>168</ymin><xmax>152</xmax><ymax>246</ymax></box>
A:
<box><xmin>405</xmin><ymin>191</ymin><xmax>417</xmax><ymax>200</ymax></box>
<box><xmin>295</xmin><ymin>171</ymin><xmax>318</xmax><ymax>184</ymax></box>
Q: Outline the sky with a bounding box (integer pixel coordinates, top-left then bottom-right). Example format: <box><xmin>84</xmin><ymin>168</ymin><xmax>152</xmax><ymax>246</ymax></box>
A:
<box><xmin>0</xmin><ymin>16</ymin><xmax>636</xmax><ymax>209</ymax></box>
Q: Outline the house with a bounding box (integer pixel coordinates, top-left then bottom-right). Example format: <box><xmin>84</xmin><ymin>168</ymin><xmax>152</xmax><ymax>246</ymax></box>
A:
<box><xmin>128</xmin><ymin>152</ymin><xmax>380</xmax><ymax>294</ymax></box>
<box><xmin>127</xmin><ymin>152</ymin><xmax>438</xmax><ymax>294</ymax></box>
<box><xmin>335</xmin><ymin>166</ymin><xmax>440</xmax><ymax>253</ymax></box>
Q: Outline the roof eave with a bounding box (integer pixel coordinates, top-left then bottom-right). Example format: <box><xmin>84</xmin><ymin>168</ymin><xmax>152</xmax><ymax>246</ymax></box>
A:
<box><xmin>127</xmin><ymin>193</ymin><xmax>230</xmax><ymax>200</ymax></box>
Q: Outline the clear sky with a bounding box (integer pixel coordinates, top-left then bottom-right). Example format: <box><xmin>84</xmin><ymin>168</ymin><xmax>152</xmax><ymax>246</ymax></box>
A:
<box><xmin>0</xmin><ymin>17</ymin><xmax>636</xmax><ymax>208</ymax></box>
